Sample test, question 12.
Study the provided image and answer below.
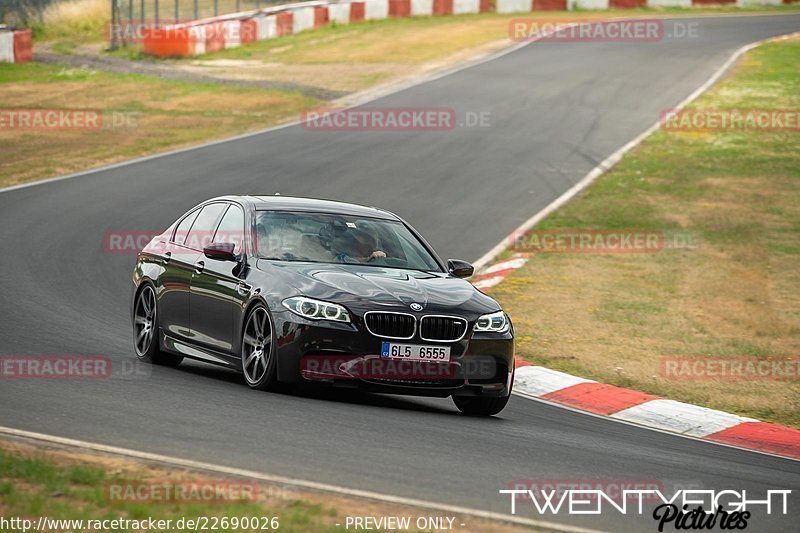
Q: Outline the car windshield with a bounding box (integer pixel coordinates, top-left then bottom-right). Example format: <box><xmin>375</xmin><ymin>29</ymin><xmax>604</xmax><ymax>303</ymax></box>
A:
<box><xmin>255</xmin><ymin>211</ymin><xmax>442</xmax><ymax>272</ymax></box>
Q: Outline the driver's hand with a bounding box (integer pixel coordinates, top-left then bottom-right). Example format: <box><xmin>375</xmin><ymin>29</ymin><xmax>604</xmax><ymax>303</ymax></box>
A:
<box><xmin>370</xmin><ymin>250</ymin><xmax>386</xmax><ymax>259</ymax></box>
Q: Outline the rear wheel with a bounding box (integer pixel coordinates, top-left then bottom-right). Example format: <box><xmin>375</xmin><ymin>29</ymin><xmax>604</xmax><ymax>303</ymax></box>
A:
<box><xmin>133</xmin><ymin>284</ymin><xmax>183</xmax><ymax>367</ymax></box>
<box><xmin>452</xmin><ymin>394</ymin><xmax>510</xmax><ymax>417</ymax></box>
<box><xmin>241</xmin><ymin>304</ymin><xmax>278</xmax><ymax>391</ymax></box>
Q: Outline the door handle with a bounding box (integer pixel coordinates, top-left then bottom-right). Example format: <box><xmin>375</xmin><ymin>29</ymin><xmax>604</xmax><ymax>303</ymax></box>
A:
<box><xmin>161</xmin><ymin>251</ymin><xmax>171</xmax><ymax>264</ymax></box>
<box><xmin>194</xmin><ymin>260</ymin><xmax>205</xmax><ymax>274</ymax></box>
<box><xmin>237</xmin><ymin>282</ymin><xmax>252</xmax><ymax>296</ymax></box>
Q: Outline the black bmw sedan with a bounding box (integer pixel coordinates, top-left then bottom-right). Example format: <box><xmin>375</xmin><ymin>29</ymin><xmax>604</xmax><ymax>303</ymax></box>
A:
<box><xmin>131</xmin><ymin>196</ymin><xmax>514</xmax><ymax>415</ymax></box>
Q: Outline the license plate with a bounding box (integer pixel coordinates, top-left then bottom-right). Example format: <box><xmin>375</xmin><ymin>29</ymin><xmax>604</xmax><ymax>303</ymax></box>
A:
<box><xmin>380</xmin><ymin>342</ymin><xmax>451</xmax><ymax>362</ymax></box>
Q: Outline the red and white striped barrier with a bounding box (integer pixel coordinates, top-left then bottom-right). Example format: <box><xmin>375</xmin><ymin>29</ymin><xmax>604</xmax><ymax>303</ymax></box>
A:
<box><xmin>222</xmin><ymin>19</ymin><xmax>242</xmax><ymax>48</ymax></box>
<box><xmin>645</xmin><ymin>0</ymin><xmax>691</xmax><ymax>6</ymax></box>
<box><xmin>453</xmin><ymin>0</ymin><xmax>481</xmax><ymax>13</ymax></box>
<box><xmin>293</xmin><ymin>6</ymin><xmax>317</xmax><ymax>32</ymax></box>
<box><xmin>255</xmin><ymin>14</ymin><xmax>279</xmax><ymax>40</ymax></box>
<box><xmin>514</xmin><ymin>362</ymin><xmax>800</xmax><ymax>459</ymax></box>
<box><xmin>328</xmin><ymin>2</ymin><xmax>352</xmax><ymax>22</ymax></box>
<box><xmin>364</xmin><ymin>0</ymin><xmax>391</xmax><ymax>19</ymax></box>
<box><xmin>0</xmin><ymin>28</ymin><xmax>32</xmax><ymax>64</ymax></box>
<box><xmin>410</xmin><ymin>0</ymin><xmax>435</xmax><ymax>15</ymax></box>
<box><xmin>569</xmin><ymin>0</ymin><xmax>610</xmax><ymax>8</ymax></box>
<box><xmin>0</xmin><ymin>31</ymin><xmax>12</xmax><ymax>63</ymax></box>
<box><xmin>140</xmin><ymin>0</ymin><xmax>796</xmax><ymax>58</ymax></box>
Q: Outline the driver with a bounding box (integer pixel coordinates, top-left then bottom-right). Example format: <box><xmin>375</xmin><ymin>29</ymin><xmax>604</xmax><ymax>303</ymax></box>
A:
<box><xmin>334</xmin><ymin>229</ymin><xmax>386</xmax><ymax>264</ymax></box>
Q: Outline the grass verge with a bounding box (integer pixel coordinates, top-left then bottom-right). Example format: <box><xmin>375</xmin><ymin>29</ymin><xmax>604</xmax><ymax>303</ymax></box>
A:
<box><xmin>491</xmin><ymin>36</ymin><xmax>800</xmax><ymax>428</ymax></box>
<box><xmin>2</xmin><ymin>7</ymin><xmax>800</xmax><ymax>188</ymax></box>
<box><xmin>0</xmin><ymin>62</ymin><xmax>319</xmax><ymax>188</ymax></box>
<box><xmin>30</xmin><ymin>0</ymin><xmax>109</xmax><ymax>43</ymax></box>
<box><xmin>0</xmin><ymin>439</ymin><xmax>528</xmax><ymax>532</ymax></box>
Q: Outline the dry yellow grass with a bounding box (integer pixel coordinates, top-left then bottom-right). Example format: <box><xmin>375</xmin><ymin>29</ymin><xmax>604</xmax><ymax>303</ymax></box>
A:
<box><xmin>0</xmin><ymin>64</ymin><xmax>318</xmax><ymax>188</ymax></box>
<box><xmin>490</xmin><ymin>39</ymin><xmax>800</xmax><ymax>427</ymax></box>
<box><xmin>37</xmin><ymin>0</ymin><xmax>109</xmax><ymax>42</ymax></box>
<box><xmin>0</xmin><ymin>439</ymin><xmax>531</xmax><ymax>533</ymax></box>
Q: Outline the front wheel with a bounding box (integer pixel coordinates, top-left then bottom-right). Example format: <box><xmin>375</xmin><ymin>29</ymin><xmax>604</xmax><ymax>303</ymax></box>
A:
<box><xmin>133</xmin><ymin>284</ymin><xmax>183</xmax><ymax>367</ymax></box>
<box><xmin>452</xmin><ymin>394</ymin><xmax>511</xmax><ymax>417</ymax></box>
<box><xmin>241</xmin><ymin>304</ymin><xmax>278</xmax><ymax>391</ymax></box>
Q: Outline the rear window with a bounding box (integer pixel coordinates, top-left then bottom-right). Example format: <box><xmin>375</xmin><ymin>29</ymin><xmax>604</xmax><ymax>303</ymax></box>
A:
<box><xmin>184</xmin><ymin>203</ymin><xmax>227</xmax><ymax>251</ymax></box>
<box><xmin>172</xmin><ymin>209</ymin><xmax>199</xmax><ymax>245</ymax></box>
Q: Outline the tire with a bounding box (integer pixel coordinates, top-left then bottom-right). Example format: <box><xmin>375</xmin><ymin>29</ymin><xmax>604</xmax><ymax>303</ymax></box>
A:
<box><xmin>452</xmin><ymin>394</ymin><xmax>510</xmax><ymax>417</ymax></box>
<box><xmin>241</xmin><ymin>304</ymin><xmax>278</xmax><ymax>391</ymax></box>
<box><xmin>453</xmin><ymin>368</ymin><xmax>514</xmax><ymax>416</ymax></box>
<box><xmin>133</xmin><ymin>283</ymin><xmax>183</xmax><ymax>367</ymax></box>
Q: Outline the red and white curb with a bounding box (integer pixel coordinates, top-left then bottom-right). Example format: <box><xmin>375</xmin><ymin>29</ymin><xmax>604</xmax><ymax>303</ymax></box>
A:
<box><xmin>471</xmin><ymin>253</ymin><xmax>529</xmax><ymax>290</ymax></box>
<box><xmin>512</xmin><ymin>361</ymin><xmax>800</xmax><ymax>460</ymax></box>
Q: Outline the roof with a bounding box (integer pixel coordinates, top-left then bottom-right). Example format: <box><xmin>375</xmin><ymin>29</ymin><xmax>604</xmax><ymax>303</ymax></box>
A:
<box><xmin>236</xmin><ymin>195</ymin><xmax>400</xmax><ymax>220</ymax></box>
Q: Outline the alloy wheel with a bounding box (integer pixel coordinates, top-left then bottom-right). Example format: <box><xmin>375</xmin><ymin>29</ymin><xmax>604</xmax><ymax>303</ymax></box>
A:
<box><xmin>134</xmin><ymin>285</ymin><xmax>156</xmax><ymax>357</ymax></box>
<box><xmin>242</xmin><ymin>306</ymin><xmax>272</xmax><ymax>385</ymax></box>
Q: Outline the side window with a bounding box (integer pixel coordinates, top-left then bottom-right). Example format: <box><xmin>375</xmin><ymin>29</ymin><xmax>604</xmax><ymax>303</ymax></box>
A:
<box><xmin>184</xmin><ymin>203</ymin><xmax>227</xmax><ymax>251</ymax></box>
<box><xmin>213</xmin><ymin>205</ymin><xmax>245</xmax><ymax>253</ymax></box>
<box><xmin>173</xmin><ymin>209</ymin><xmax>200</xmax><ymax>245</ymax></box>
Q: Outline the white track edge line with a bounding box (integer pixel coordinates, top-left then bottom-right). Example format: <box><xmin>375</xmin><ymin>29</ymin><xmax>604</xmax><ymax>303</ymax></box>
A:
<box><xmin>0</xmin><ymin>15</ymin><xmax>795</xmax><ymax>520</ymax></box>
<box><xmin>511</xmin><ymin>389</ymin><xmax>799</xmax><ymax>463</ymax></box>
<box><xmin>499</xmin><ymin>30</ymin><xmax>800</xmax><ymax>460</ymax></box>
<box><xmin>2</xmin><ymin>12</ymin><xmax>794</xmax><ymax>196</ymax></box>
<box><xmin>0</xmin><ymin>425</ymin><xmax>604</xmax><ymax>533</ymax></box>
<box><xmin>472</xmin><ymin>37</ymin><xmax>766</xmax><ymax>270</ymax></box>
<box><xmin>0</xmin><ymin>41</ymin><xmax>533</xmax><ymax>195</ymax></box>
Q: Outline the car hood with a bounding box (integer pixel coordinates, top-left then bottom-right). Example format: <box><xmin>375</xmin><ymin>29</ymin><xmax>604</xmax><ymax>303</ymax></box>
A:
<box><xmin>256</xmin><ymin>260</ymin><xmax>499</xmax><ymax>316</ymax></box>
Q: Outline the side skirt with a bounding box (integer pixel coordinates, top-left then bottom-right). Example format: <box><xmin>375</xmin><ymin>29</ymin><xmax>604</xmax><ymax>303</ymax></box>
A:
<box><xmin>161</xmin><ymin>331</ymin><xmax>241</xmax><ymax>370</ymax></box>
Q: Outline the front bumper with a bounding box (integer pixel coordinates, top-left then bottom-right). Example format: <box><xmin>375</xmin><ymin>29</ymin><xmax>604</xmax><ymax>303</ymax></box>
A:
<box><xmin>271</xmin><ymin>309</ymin><xmax>514</xmax><ymax>397</ymax></box>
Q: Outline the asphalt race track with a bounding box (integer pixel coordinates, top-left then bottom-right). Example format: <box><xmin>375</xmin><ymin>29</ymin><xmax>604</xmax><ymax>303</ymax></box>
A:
<box><xmin>1</xmin><ymin>14</ymin><xmax>799</xmax><ymax>532</ymax></box>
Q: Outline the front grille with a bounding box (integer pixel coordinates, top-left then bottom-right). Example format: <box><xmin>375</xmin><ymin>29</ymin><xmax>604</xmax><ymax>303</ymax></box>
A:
<box><xmin>420</xmin><ymin>316</ymin><xmax>468</xmax><ymax>342</ymax></box>
<box><xmin>364</xmin><ymin>312</ymin><xmax>415</xmax><ymax>339</ymax></box>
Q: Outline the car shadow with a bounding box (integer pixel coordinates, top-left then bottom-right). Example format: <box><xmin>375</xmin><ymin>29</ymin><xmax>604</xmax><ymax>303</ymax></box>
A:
<box><xmin>168</xmin><ymin>358</ymin><xmax>484</xmax><ymax>417</ymax></box>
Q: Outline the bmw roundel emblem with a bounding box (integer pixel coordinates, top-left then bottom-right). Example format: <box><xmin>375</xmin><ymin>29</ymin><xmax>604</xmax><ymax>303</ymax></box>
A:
<box><xmin>410</xmin><ymin>303</ymin><xmax>423</xmax><ymax>311</ymax></box>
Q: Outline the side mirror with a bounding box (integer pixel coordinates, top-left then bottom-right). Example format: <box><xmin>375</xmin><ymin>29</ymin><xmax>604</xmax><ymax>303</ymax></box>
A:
<box><xmin>203</xmin><ymin>242</ymin><xmax>237</xmax><ymax>262</ymax></box>
<box><xmin>447</xmin><ymin>259</ymin><xmax>474</xmax><ymax>279</ymax></box>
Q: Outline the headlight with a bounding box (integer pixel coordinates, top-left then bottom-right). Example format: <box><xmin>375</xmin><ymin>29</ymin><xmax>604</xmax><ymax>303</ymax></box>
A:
<box><xmin>282</xmin><ymin>297</ymin><xmax>351</xmax><ymax>323</ymax></box>
<box><xmin>473</xmin><ymin>310</ymin><xmax>509</xmax><ymax>333</ymax></box>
